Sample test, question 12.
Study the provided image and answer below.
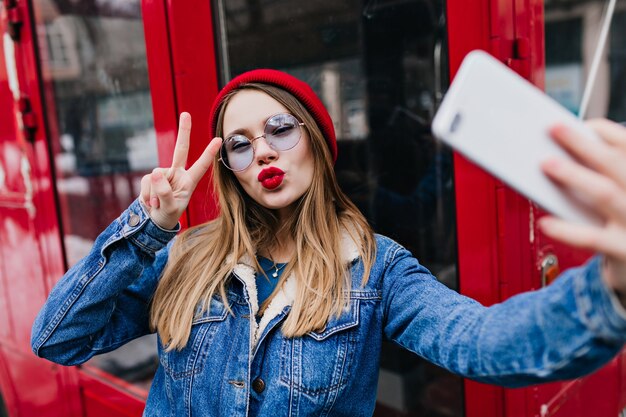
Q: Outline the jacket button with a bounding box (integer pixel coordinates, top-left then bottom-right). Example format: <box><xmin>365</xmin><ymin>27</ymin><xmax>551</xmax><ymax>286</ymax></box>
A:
<box><xmin>252</xmin><ymin>378</ymin><xmax>265</xmax><ymax>393</ymax></box>
<box><xmin>128</xmin><ymin>213</ymin><xmax>140</xmax><ymax>227</ymax></box>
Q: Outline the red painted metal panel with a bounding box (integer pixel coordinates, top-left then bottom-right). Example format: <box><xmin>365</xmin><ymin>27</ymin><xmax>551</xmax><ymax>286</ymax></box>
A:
<box><xmin>143</xmin><ymin>0</ymin><xmax>179</xmax><ymax>168</ymax></box>
<box><xmin>450</xmin><ymin>0</ymin><xmax>625</xmax><ymax>415</ymax></box>
<box><xmin>1</xmin><ymin>347</ymin><xmax>70</xmax><ymax>416</ymax></box>
<box><xmin>515</xmin><ymin>1</ymin><xmax>623</xmax><ymax>416</ymax></box>
<box><xmin>446</xmin><ymin>0</ymin><xmax>564</xmax><ymax>416</ymax></box>
<box><xmin>142</xmin><ymin>0</ymin><xmax>188</xmax><ymax>229</ymax></box>
<box><xmin>166</xmin><ymin>0</ymin><xmax>220</xmax><ymax>225</ymax></box>
<box><xmin>78</xmin><ymin>366</ymin><xmax>147</xmax><ymax>417</ymax></box>
<box><xmin>0</xmin><ymin>0</ymin><xmax>83</xmax><ymax>415</ymax></box>
<box><xmin>539</xmin><ymin>352</ymin><xmax>621</xmax><ymax>417</ymax></box>
<box><xmin>0</xmin><ymin>204</ymin><xmax>48</xmax><ymax>348</ymax></box>
<box><xmin>0</xmin><ymin>0</ymin><xmax>57</xmax><ymax>356</ymax></box>
<box><xmin>447</xmin><ymin>0</ymin><xmax>509</xmax><ymax>416</ymax></box>
<box><xmin>4</xmin><ymin>0</ymin><xmax>68</xmax><ymax>297</ymax></box>
<box><xmin>621</xmin><ymin>351</ymin><xmax>626</xmax><ymax>411</ymax></box>
<box><xmin>0</xmin><ymin>347</ymin><xmax>19</xmax><ymax>417</ymax></box>
<box><xmin>540</xmin><ymin>381</ymin><xmax>583</xmax><ymax>417</ymax></box>
<box><xmin>534</xmin><ymin>360</ymin><xmax>619</xmax><ymax>417</ymax></box>
<box><xmin>489</xmin><ymin>0</ymin><xmax>516</xmax><ymax>60</ymax></box>
<box><xmin>0</xmin><ymin>26</ymin><xmax>18</xmax><ymax>343</ymax></box>
<box><xmin>143</xmin><ymin>0</ymin><xmax>221</xmax><ymax>228</ymax></box>
<box><xmin>142</xmin><ymin>0</ymin><xmax>186</xmax><ymax>227</ymax></box>
<box><xmin>579</xmin><ymin>360</ymin><xmax>619</xmax><ymax>417</ymax></box>
<box><xmin>514</xmin><ymin>0</ymin><xmax>545</xmax><ymax>88</ymax></box>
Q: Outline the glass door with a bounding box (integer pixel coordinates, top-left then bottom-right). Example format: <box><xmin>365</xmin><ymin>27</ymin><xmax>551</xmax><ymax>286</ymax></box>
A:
<box><xmin>213</xmin><ymin>1</ymin><xmax>461</xmax><ymax>415</ymax></box>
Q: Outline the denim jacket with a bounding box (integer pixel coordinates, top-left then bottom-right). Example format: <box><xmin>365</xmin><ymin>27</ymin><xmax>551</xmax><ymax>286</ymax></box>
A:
<box><xmin>31</xmin><ymin>199</ymin><xmax>626</xmax><ymax>417</ymax></box>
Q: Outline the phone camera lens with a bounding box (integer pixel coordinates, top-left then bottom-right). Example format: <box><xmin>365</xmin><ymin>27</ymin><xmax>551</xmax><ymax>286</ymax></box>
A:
<box><xmin>450</xmin><ymin>112</ymin><xmax>462</xmax><ymax>134</ymax></box>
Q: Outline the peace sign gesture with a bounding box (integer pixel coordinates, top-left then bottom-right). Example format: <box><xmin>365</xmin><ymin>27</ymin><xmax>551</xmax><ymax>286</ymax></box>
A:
<box><xmin>139</xmin><ymin>112</ymin><xmax>223</xmax><ymax>230</ymax></box>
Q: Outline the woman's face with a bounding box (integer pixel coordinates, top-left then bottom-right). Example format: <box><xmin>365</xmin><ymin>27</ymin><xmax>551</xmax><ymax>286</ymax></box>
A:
<box><xmin>222</xmin><ymin>89</ymin><xmax>315</xmax><ymax>217</ymax></box>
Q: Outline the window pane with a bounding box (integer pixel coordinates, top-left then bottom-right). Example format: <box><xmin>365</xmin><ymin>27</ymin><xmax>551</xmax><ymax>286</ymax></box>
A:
<box><xmin>214</xmin><ymin>1</ymin><xmax>461</xmax><ymax>415</ymax></box>
<box><xmin>545</xmin><ymin>0</ymin><xmax>626</xmax><ymax>121</ymax></box>
<box><xmin>33</xmin><ymin>0</ymin><xmax>158</xmax><ymax>391</ymax></box>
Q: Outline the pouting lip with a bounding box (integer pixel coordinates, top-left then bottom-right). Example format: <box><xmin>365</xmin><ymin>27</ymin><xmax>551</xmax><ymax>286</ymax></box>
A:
<box><xmin>258</xmin><ymin>166</ymin><xmax>285</xmax><ymax>182</ymax></box>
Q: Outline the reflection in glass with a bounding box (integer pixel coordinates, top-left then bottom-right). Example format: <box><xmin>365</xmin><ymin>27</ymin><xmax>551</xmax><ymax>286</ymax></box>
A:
<box><xmin>214</xmin><ymin>1</ymin><xmax>460</xmax><ymax>415</ymax></box>
<box><xmin>545</xmin><ymin>0</ymin><xmax>626</xmax><ymax>121</ymax></box>
<box><xmin>33</xmin><ymin>0</ymin><xmax>158</xmax><ymax>392</ymax></box>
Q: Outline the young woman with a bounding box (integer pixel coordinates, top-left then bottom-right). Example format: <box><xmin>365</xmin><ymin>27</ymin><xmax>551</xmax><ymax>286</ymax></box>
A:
<box><xmin>32</xmin><ymin>69</ymin><xmax>626</xmax><ymax>417</ymax></box>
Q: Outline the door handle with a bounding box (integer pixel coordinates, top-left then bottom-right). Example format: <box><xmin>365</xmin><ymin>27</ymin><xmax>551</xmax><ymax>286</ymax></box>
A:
<box><xmin>541</xmin><ymin>254</ymin><xmax>559</xmax><ymax>287</ymax></box>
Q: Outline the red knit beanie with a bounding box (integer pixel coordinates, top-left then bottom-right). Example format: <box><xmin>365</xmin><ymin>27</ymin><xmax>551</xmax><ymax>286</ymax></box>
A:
<box><xmin>209</xmin><ymin>69</ymin><xmax>337</xmax><ymax>163</ymax></box>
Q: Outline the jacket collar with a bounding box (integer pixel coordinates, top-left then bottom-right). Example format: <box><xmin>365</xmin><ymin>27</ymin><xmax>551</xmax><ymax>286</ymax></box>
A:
<box><xmin>230</xmin><ymin>229</ymin><xmax>360</xmax><ymax>348</ymax></box>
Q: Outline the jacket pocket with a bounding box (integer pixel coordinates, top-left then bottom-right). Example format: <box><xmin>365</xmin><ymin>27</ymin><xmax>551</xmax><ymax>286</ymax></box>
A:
<box><xmin>280</xmin><ymin>298</ymin><xmax>360</xmax><ymax>396</ymax></box>
<box><xmin>159</xmin><ymin>296</ymin><xmax>228</xmax><ymax>380</ymax></box>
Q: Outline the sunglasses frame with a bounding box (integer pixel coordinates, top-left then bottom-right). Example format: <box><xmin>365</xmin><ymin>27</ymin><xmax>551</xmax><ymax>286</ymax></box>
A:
<box><xmin>218</xmin><ymin>113</ymin><xmax>306</xmax><ymax>172</ymax></box>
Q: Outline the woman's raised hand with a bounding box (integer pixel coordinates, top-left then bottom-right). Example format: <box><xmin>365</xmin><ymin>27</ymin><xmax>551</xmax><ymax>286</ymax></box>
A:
<box><xmin>139</xmin><ymin>112</ymin><xmax>223</xmax><ymax>230</ymax></box>
<box><xmin>539</xmin><ymin>119</ymin><xmax>626</xmax><ymax>297</ymax></box>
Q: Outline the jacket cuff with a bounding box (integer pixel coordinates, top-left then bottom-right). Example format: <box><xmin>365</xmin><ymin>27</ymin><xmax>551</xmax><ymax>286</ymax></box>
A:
<box><xmin>575</xmin><ymin>256</ymin><xmax>626</xmax><ymax>342</ymax></box>
<box><xmin>117</xmin><ymin>199</ymin><xmax>180</xmax><ymax>253</ymax></box>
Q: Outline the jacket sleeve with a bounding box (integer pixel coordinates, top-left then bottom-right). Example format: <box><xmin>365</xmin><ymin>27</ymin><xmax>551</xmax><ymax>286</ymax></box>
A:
<box><xmin>31</xmin><ymin>199</ymin><xmax>179</xmax><ymax>366</ymax></box>
<box><xmin>381</xmin><ymin>243</ymin><xmax>626</xmax><ymax>388</ymax></box>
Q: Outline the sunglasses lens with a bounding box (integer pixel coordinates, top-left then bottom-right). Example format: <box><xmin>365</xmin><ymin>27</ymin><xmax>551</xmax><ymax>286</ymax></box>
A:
<box><xmin>222</xmin><ymin>135</ymin><xmax>253</xmax><ymax>171</ymax></box>
<box><xmin>220</xmin><ymin>114</ymin><xmax>302</xmax><ymax>171</ymax></box>
<box><xmin>265</xmin><ymin>114</ymin><xmax>302</xmax><ymax>151</ymax></box>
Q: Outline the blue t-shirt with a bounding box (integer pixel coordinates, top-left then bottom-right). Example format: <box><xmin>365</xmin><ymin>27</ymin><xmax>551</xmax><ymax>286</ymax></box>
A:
<box><xmin>256</xmin><ymin>256</ymin><xmax>287</xmax><ymax>305</ymax></box>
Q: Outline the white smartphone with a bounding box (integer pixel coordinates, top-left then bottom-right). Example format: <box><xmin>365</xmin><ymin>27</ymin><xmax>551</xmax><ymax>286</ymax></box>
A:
<box><xmin>432</xmin><ymin>50</ymin><xmax>603</xmax><ymax>226</ymax></box>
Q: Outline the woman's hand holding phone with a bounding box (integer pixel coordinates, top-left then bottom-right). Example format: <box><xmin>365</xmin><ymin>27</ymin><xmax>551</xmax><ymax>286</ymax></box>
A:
<box><xmin>540</xmin><ymin>119</ymin><xmax>626</xmax><ymax>301</ymax></box>
<box><xmin>139</xmin><ymin>112</ymin><xmax>223</xmax><ymax>230</ymax></box>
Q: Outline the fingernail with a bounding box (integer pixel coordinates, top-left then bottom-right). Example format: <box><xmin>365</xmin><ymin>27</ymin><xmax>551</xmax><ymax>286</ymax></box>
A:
<box><xmin>550</xmin><ymin>125</ymin><xmax>573</xmax><ymax>142</ymax></box>
<box><xmin>150</xmin><ymin>197</ymin><xmax>159</xmax><ymax>208</ymax></box>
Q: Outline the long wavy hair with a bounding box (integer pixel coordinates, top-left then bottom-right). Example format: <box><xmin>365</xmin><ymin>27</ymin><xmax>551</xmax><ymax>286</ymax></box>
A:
<box><xmin>150</xmin><ymin>83</ymin><xmax>375</xmax><ymax>351</ymax></box>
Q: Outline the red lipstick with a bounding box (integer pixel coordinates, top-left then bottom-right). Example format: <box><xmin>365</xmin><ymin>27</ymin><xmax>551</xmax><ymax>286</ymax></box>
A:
<box><xmin>258</xmin><ymin>167</ymin><xmax>285</xmax><ymax>190</ymax></box>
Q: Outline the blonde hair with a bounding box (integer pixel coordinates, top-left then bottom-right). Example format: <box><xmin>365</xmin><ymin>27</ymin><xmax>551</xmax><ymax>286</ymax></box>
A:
<box><xmin>150</xmin><ymin>83</ymin><xmax>375</xmax><ymax>350</ymax></box>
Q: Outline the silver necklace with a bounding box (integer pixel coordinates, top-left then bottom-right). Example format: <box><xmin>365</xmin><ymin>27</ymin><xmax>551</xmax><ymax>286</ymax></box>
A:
<box><xmin>269</xmin><ymin>260</ymin><xmax>287</xmax><ymax>278</ymax></box>
<box><xmin>265</xmin><ymin>256</ymin><xmax>287</xmax><ymax>278</ymax></box>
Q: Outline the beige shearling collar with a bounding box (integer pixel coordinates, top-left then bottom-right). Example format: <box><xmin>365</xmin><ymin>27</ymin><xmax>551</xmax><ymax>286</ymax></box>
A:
<box><xmin>230</xmin><ymin>230</ymin><xmax>360</xmax><ymax>348</ymax></box>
